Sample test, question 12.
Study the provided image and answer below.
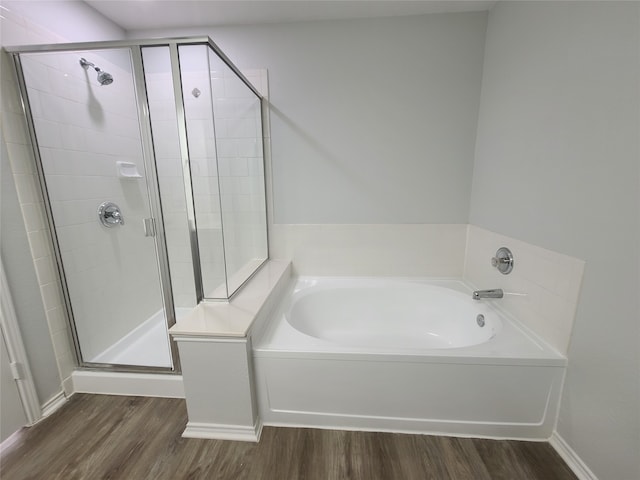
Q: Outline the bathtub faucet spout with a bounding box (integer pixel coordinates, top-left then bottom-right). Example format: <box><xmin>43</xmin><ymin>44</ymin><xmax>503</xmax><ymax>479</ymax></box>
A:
<box><xmin>472</xmin><ymin>289</ymin><xmax>503</xmax><ymax>300</ymax></box>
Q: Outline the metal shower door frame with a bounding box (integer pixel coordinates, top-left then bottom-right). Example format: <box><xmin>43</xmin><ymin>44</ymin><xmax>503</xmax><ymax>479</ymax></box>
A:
<box><xmin>8</xmin><ymin>44</ymin><xmax>178</xmax><ymax>373</ymax></box>
<box><xmin>6</xmin><ymin>36</ymin><xmax>268</xmax><ymax>374</ymax></box>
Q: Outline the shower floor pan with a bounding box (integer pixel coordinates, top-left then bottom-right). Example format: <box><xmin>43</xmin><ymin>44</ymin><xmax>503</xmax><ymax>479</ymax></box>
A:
<box><xmin>90</xmin><ymin>308</ymin><xmax>191</xmax><ymax>367</ymax></box>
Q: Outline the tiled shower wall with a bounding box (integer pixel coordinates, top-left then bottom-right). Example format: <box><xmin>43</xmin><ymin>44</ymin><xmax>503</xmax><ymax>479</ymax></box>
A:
<box><xmin>20</xmin><ymin>51</ymin><xmax>162</xmax><ymax>361</ymax></box>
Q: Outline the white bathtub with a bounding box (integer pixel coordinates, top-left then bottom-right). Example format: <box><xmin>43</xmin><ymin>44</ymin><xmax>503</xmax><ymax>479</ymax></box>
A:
<box><xmin>253</xmin><ymin>277</ymin><xmax>567</xmax><ymax>439</ymax></box>
<box><xmin>288</xmin><ymin>278</ymin><xmax>502</xmax><ymax>349</ymax></box>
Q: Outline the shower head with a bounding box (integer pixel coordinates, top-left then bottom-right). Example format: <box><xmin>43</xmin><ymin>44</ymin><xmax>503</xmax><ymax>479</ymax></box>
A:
<box><xmin>96</xmin><ymin>70</ymin><xmax>113</xmax><ymax>86</ymax></box>
<box><xmin>79</xmin><ymin>57</ymin><xmax>114</xmax><ymax>86</ymax></box>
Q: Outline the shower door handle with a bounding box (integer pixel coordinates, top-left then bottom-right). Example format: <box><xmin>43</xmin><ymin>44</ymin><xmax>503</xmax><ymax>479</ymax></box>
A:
<box><xmin>143</xmin><ymin>217</ymin><xmax>156</xmax><ymax>237</ymax></box>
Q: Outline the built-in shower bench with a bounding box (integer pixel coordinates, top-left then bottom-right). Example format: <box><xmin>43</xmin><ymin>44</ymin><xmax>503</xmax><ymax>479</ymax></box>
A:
<box><xmin>169</xmin><ymin>260</ymin><xmax>291</xmax><ymax>442</ymax></box>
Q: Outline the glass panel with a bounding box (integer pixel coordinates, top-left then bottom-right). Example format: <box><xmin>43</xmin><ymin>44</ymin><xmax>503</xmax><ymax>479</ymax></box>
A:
<box><xmin>206</xmin><ymin>47</ymin><xmax>268</xmax><ymax>295</ymax></box>
<box><xmin>141</xmin><ymin>46</ymin><xmax>197</xmax><ymax>314</ymax></box>
<box><xmin>178</xmin><ymin>44</ymin><xmax>228</xmax><ymax>298</ymax></box>
<box><xmin>178</xmin><ymin>44</ymin><xmax>268</xmax><ymax>299</ymax></box>
<box><xmin>19</xmin><ymin>49</ymin><xmax>172</xmax><ymax>368</ymax></box>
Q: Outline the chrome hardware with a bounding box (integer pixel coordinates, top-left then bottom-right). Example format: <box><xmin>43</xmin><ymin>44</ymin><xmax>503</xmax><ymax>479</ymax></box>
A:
<box><xmin>472</xmin><ymin>289</ymin><xmax>504</xmax><ymax>300</ymax></box>
<box><xmin>491</xmin><ymin>247</ymin><xmax>514</xmax><ymax>274</ymax></box>
<box><xmin>97</xmin><ymin>202</ymin><xmax>124</xmax><ymax>227</ymax></box>
<box><xmin>476</xmin><ymin>314</ymin><xmax>485</xmax><ymax>327</ymax></box>
<box><xmin>143</xmin><ymin>217</ymin><xmax>156</xmax><ymax>237</ymax></box>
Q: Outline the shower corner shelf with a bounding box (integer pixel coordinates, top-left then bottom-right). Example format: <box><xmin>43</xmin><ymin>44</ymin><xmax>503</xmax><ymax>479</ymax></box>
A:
<box><xmin>116</xmin><ymin>161</ymin><xmax>143</xmax><ymax>179</ymax></box>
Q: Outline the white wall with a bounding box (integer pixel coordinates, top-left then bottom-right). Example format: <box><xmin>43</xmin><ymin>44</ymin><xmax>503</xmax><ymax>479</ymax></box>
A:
<box><xmin>2</xmin><ymin>0</ymin><xmax>123</xmax><ymax>43</ymax></box>
<box><xmin>0</xmin><ymin>0</ymin><xmax>125</xmax><ymax>399</ymax></box>
<box><xmin>469</xmin><ymin>2</ymin><xmax>639</xmax><ymax>479</ymax></box>
<box><xmin>131</xmin><ymin>12</ymin><xmax>488</xmax><ymax>224</ymax></box>
<box><xmin>130</xmin><ymin>13</ymin><xmax>487</xmax><ymax>279</ymax></box>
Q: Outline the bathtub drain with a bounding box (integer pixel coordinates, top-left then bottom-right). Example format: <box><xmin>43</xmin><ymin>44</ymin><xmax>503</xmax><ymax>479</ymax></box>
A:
<box><xmin>476</xmin><ymin>314</ymin><xmax>485</xmax><ymax>327</ymax></box>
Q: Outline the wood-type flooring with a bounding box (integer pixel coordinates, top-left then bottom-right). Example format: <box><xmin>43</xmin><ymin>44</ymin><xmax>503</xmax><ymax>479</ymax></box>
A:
<box><xmin>0</xmin><ymin>394</ymin><xmax>577</xmax><ymax>480</ymax></box>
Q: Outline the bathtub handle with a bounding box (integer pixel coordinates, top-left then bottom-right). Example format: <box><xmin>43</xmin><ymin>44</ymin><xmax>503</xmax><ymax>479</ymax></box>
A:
<box><xmin>98</xmin><ymin>202</ymin><xmax>124</xmax><ymax>228</ymax></box>
<box><xmin>491</xmin><ymin>247</ymin><xmax>513</xmax><ymax>274</ymax></box>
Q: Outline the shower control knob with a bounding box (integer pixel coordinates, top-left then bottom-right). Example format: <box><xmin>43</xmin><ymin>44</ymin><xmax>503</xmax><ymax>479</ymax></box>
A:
<box><xmin>98</xmin><ymin>202</ymin><xmax>124</xmax><ymax>227</ymax></box>
<box><xmin>491</xmin><ymin>247</ymin><xmax>514</xmax><ymax>275</ymax></box>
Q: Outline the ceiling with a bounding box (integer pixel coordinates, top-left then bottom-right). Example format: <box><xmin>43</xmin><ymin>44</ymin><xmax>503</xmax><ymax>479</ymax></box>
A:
<box><xmin>85</xmin><ymin>0</ymin><xmax>496</xmax><ymax>31</ymax></box>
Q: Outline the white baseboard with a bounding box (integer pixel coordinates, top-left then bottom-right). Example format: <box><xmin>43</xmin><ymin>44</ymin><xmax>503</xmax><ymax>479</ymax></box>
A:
<box><xmin>182</xmin><ymin>419</ymin><xmax>263</xmax><ymax>442</ymax></box>
<box><xmin>71</xmin><ymin>370</ymin><xmax>184</xmax><ymax>398</ymax></box>
<box><xmin>550</xmin><ymin>431</ymin><xmax>598</xmax><ymax>480</ymax></box>
<box><xmin>0</xmin><ymin>428</ymin><xmax>24</xmax><ymax>453</ymax></box>
<box><xmin>40</xmin><ymin>391</ymin><xmax>66</xmax><ymax>418</ymax></box>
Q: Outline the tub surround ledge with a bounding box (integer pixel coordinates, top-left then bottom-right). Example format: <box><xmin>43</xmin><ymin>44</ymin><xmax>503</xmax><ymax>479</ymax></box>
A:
<box><xmin>169</xmin><ymin>260</ymin><xmax>292</xmax><ymax>338</ymax></box>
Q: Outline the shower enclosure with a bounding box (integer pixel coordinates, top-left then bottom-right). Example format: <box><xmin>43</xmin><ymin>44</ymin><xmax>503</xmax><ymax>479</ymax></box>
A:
<box><xmin>7</xmin><ymin>38</ymin><xmax>269</xmax><ymax>372</ymax></box>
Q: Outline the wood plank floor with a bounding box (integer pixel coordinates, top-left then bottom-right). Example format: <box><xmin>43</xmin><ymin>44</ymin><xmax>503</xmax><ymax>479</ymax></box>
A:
<box><xmin>1</xmin><ymin>394</ymin><xmax>577</xmax><ymax>480</ymax></box>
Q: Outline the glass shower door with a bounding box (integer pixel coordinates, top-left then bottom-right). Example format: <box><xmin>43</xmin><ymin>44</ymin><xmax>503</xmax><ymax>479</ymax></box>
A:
<box><xmin>17</xmin><ymin>48</ymin><xmax>173</xmax><ymax>369</ymax></box>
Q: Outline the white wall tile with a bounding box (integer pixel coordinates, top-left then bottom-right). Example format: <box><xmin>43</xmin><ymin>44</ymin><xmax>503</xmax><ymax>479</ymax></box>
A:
<box><xmin>38</xmin><ymin>91</ymin><xmax>70</xmax><ymax>123</ymax></box>
<box><xmin>33</xmin><ymin>256</ymin><xmax>57</xmax><ymax>285</ymax></box>
<box><xmin>59</xmin><ymin>124</ymin><xmax>88</xmax><ymax>151</ymax></box>
<box><xmin>32</xmin><ymin>119</ymin><xmax>62</xmax><ymax>148</ymax></box>
<box><xmin>271</xmin><ymin>224</ymin><xmax>467</xmax><ymax>277</ymax></box>
<box><xmin>5</xmin><ymin>142</ymin><xmax>35</xmax><ymax>174</ymax></box>
<box><xmin>45</xmin><ymin>306</ymin><xmax>67</xmax><ymax>333</ymax></box>
<box><xmin>21</xmin><ymin>203</ymin><xmax>47</xmax><ymax>232</ymax></box>
<box><xmin>50</xmin><ymin>328</ymin><xmax>72</xmax><ymax>357</ymax></box>
<box><xmin>13</xmin><ymin>173</ymin><xmax>41</xmax><ymax>204</ymax></box>
<box><xmin>20</xmin><ymin>57</ymin><xmax>52</xmax><ymax>93</ymax></box>
<box><xmin>40</xmin><ymin>280</ymin><xmax>63</xmax><ymax>311</ymax></box>
<box><xmin>2</xmin><ymin>111</ymin><xmax>29</xmax><ymax>144</ymax></box>
<box><xmin>54</xmin><ymin>350</ymin><xmax>75</xmax><ymax>381</ymax></box>
<box><xmin>26</xmin><ymin>230</ymin><xmax>51</xmax><ymax>261</ymax></box>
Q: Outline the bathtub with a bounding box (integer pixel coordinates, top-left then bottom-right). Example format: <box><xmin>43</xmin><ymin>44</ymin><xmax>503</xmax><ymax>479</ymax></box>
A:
<box><xmin>252</xmin><ymin>277</ymin><xmax>567</xmax><ymax>439</ymax></box>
